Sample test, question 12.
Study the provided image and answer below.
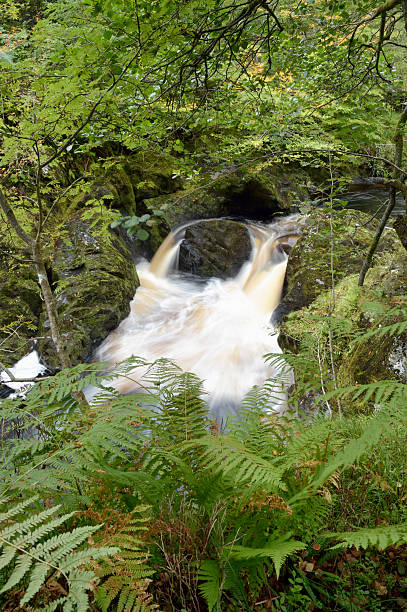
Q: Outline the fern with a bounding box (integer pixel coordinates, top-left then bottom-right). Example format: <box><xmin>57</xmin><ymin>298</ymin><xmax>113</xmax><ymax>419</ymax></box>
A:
<box><xmin>227</xmin><ymin>536</ymin><xmax>307</xmax><ymax>578</ymax></box>
<box><xmin>327</xmin><ymin>523</ymin><xmax>407</xmax><ymax>550</ymax></box>
<box><xmin>2</xmin><ymin>351</ymin><xmax>407</xmax><ymax>608</ymax></box>
<box><xmin>0</xmin><ymin>495</ymin><xmax>117</xmax><ymax>610</ymax></box>
<box><xmin>94</xmin><ymin>507</ymin><xmax>156</xmax><ymax>612</ymax></box>
<box><xmin>197</xmin><ymin>560</ymin><xmax>221</xmax><ymax>612</ymax></box>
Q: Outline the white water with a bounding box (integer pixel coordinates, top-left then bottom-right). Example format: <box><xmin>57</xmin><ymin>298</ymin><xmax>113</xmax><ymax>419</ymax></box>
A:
<box><xmin>0</xmin><ymin>351</ymin><xmax>46</xmax><ymax>395</ymax></box>
<box><xmin>95</xmin><ymin>216</ymin><xmax>303</xmax><ymax>425</ymax></box>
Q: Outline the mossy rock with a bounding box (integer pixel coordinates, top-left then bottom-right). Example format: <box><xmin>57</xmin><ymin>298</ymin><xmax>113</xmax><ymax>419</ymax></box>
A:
<box><xmin>274</xmin><ymin>209</ymin><xmax>402</xmax><ymax>324</ymax></box>
<box><xmin>102</xmin><ymin>163</ymin><xmax>137</xmax><ymax>214</ymax></box>
<box><xmin>178</xmin><ymin>219</ymin><xmax>252</xmax><ymax>279</ymax></box>
<box><xmin>279</xmin><ymin>237</ymin><xmax>407</xmax><ymax>413</ymax></box>
<box><xmin>71</xmin><ymin>180</ymin><xmax>121</xmax><ymax>211</ymax></box>
<box><xmin>123</xmin><ymin>151</ymin><xmax>183</xmax><ymax>201</ymax></box>
<box><xmin>143</xmin><ymin>162</ymin><xmax>309</xmax><ymax>232</ymax></box>
<box><xmin>394</xmin><ymin>213</ymin><xmax>407</xmax><ymax>251</ymax></box>
<box><xmin>0</xmin><ymin>236</ymin><xmax>42</xmax><ymax>366</ymax></box>
<box><xmin>39</xmin><ymin>208</ymin><xmax>139</xmax><ymax>367</ymax></box>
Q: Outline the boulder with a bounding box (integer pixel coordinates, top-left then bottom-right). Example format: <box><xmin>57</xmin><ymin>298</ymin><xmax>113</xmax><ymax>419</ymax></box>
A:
<box><xmin>39</xmin><ymin>209</ymin><xmax>139</xmax><ymax>368</ymax></box>
<box><xmin>124</xmin><ymin>152</ymin><xmax>183</xmax><ymax>201</ymax></box>
<box><xmin>178</xmin><ymin>219</ymin><xmax>252</xmax><ymax>279</ymax></box>
<box><xmin>278</xmin><ymin>229</ymin><xmax>407</xmax><ymax>413</ymax></box>
<box><xmin>143</xmin><ymin>162</ymin><xmax>310</xmax><ymax>231</ymax></box>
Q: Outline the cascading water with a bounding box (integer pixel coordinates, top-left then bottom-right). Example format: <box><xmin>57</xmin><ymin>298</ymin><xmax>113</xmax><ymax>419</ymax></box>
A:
<box><xmin>94</xmin><ymin>215</ymin><xmax>304</xmax><ymax>425</ymax></box>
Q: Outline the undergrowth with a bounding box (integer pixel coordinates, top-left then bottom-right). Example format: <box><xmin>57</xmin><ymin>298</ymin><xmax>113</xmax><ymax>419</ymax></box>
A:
<box><xmin>0</xmin><ymin>334</ymin><xmax>407</xmax><ymax>609</ymax></box>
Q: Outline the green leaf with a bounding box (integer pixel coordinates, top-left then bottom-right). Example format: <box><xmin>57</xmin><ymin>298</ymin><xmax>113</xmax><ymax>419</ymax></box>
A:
<box><xmin>0</xmin><ymin>53</ymin><xmax>13</xmax><ymax>66</ymax></box>
<box><xmin>197</xmin><ymin>560</ymin><xmax>221</xmax><ymax>612</ymax></box>
<box><xmin>228</xmin><ymin>538</ymin><xmax>306</xmax><ymax>578</ymax></box>
<box><xmin>137</xmin><ymin>228</ymin><xmax>149</xmax><ymax>241</ymax></box>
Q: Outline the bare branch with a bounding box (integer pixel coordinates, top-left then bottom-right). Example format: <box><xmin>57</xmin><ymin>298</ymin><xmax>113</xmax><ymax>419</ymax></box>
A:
<box><xmin>0</xmin><ymin>361</ymin><xmax>49</xmax><ymax>384</ymax></box>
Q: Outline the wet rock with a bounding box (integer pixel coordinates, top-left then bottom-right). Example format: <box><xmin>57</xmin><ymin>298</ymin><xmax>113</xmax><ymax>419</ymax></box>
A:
<box><xmin>40</xmin><ymin>208</ymin><xmax>139</xmax><ymax>368</ymax></box>
<box><xmin>178</xmin><ymin>219</ymin><xmax>252</xmax><ymax>279</ymax></box>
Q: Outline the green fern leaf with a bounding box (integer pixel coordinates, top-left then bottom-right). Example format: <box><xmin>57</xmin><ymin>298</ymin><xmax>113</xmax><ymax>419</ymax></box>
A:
<box><xmin>328</xmin><ymin>524</ymin><xmax>407</xmax><ymax>550</ymax></box>
<box><xmin>228</xmin><ymin>537</ymin><xmax>306</xmax><ymax>578</ymax></box>
<box><xmin>198</xmin><ymin>560</ymin><xmax>221</xmax><ymax>612</ymax></box>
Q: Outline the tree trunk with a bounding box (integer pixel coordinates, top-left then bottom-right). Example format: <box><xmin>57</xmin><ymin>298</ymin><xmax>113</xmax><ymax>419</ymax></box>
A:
<box><xmin>0</xmin><ymin>188</ymin><xmax>71</xmax><ymax>370</ymax></box>
<box><xmin>32</xmin><ymin>242</ymin><xmax>72</xmax><ymax>370</ymax></box>
<box><xmin>358</xmin><ymin>103</ymin><xmax>407</xmax><ymax>286</ymax></box>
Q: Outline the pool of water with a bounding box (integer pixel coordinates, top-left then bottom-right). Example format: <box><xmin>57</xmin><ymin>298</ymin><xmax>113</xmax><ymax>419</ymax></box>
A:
<box><xmin>339</xmin><ymin>179</ymin><xmax>405</xmax><ymax>216</ymax></box>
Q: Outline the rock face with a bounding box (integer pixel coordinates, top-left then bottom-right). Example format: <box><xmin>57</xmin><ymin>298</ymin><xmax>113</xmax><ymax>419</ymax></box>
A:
<box><xmin>0</xmin><ymin>235</ymin><xmax>42</xmax><ymax>367</ymax></box>
<box><xmin>178</xmin><ymin>219</ymin><xmax>252</xmax><ymax>279</ymax></box>
<box><xmin>144</xmin><ymin>163</ymin><xmax>310</xmax><ymax>231</ymax></box>
<box><xmin>274</xmin><ymin>209</ymin><xmax>400</xmax><ymax>324</ymax></box>
<box><xmin>278</xmin><ymin>212</ymin><xmax>407</xmax><ymax>412</ymax></box>
<box><xmin>40</xmin><ymin>210</ymin><xmax>139</xmax><ymax>368</ymax></box>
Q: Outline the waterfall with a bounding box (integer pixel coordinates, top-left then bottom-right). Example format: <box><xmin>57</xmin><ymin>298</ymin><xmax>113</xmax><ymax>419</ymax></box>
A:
<box><xmin>94</xmin><ymin>216</ymin><xmax>303</xmax><ymax>425</ymax></box>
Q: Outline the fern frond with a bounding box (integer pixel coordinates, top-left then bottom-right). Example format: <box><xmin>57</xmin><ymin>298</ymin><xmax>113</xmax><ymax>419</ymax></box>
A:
<box><xmin>186</xmin><ymin>435</ymin><xmax>285</xmax><ymax>492</ymax></box>
<box><xmin>198</xmin><ymin>560</ymin><xmax>221</xmax><ymax>612</ymax></box>
<box><xmin>228</xmin><ymin>536</ymin><xmax>306</xmax><ymax>577</ymax></box>
<box><xmin>94</xmin><ymin>507</ymin><xmax>157</xmax><ymax>612</ymax></box>
<box><xmin>327</xmin><ymin>523</ymin><xmax>407</xmax><ymax>550</ymax></box>
<box><xmin>0</xmin><ymin>497</ymin><xmax>117</xmax><ymax>609</ymax></box>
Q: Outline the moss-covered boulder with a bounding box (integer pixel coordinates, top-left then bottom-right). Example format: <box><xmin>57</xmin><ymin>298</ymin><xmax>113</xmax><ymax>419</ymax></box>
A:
<box><xmin>279</xmin><ymin>236</ymin><xmax>407</xmax><ymax>413</ymax></box>
<box><xmin>0</xmin><ymin>236</ymin><xmax>42</xmax><ymax>367</ymax></box>
<box><xmin>69</xmin><ymin>152</ymin><xmax>183</xmax><ymax>220</ymax></box>
<box><xmin>143</xmin><ymin>162</ymin><xmax>309</xmax><ymax>230</ymax></box>
<box><xmin>178</xmin><ymin>219</ymin><xmax>252</xmax><ymax>279</ymax></box>
<box><xmin>39</xmin><ymin>209</ymin><xmax>139</xmax><ymax>367</ymax></box>
<box><xmin>274</xmin><ymin>209</ymin><xmax>401</xmax><ymax>324</ymax></box>
<box><xmin>72</xmin><ymin>180</ymin><xmax>126</xmax><ymax>214</ymax></box>
<box><xmin>124</xmin><ymin>152</ymin><xmax>183</xmax><ymax>201</ymax></box>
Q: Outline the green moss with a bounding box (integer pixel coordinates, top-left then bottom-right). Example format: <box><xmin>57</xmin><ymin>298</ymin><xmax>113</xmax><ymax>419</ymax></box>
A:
<box><xmin>0</xmin><ymin>236</ymin><xmax>42</xmax><ymax>366</ymax></box>
<box><xmin>124</xmin><ymin>151</ymin><xmax>183</xmax><ymax>201</ymax></box>
<box><xmin>40</xmin><ymin>207</ymin><xmax>139</xmax><ymax>367</ymax></box>
<box><xmin>104</xmin><ymin>163</ymin><xmax>137</xmax><ymax>215</ymax></box>
<box><xmin>143</xmin><ymin>163</ymin><xmax>309</xmax><ymax>229</ymax></box>
<box><xmin>280</xmin><ymin>234</ymin><xmax>407</xmax><ymax>414</ymax></box>
<box><xmin>279</xmin><ymin>209</ymin><xmax>403</xmax><ymax>317</ymax></box>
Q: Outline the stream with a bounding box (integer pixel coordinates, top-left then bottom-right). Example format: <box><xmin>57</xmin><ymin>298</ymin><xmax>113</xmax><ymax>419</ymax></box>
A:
<box><xmin>94</xmin><ymin>215</ymin><xmax>305</xmax><ymax>426</ymax></box>
<box><xmin>340</xmin><ymin>179</ymin><xmax>405</xmax><ymax>216</ymax></box>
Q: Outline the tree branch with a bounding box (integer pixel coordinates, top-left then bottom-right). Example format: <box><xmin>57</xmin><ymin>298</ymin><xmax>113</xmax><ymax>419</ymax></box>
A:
<box><xmin>359</xmin><ymin>103</ymin><xmax>407</xmax><ymax>286</ymax></box>
<box><xmin>0</xmin><ymin>361</ymin><xmax>49</xmax><ymax>384</ymax></box>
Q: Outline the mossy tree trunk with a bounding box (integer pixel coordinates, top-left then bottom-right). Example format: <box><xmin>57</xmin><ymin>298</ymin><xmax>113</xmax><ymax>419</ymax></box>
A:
<box><xmin>0</xmin><ymin>188</ymin><xmax>72</xmax><ymax>372</ymax></box>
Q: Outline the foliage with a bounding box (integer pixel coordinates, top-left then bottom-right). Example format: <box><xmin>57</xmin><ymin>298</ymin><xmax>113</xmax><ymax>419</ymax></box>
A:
<box><xmin>0</xmin><ymin>495</ymin><xmax>117</xmax><ymax>611</ymax></box>
<box><xmin>1</xmin><ymin>0</ymin><xmax>407</xmax><ymax>609</ymax></box>
<box><xmin>0</xmin><ymin>339</ymin><xmax>407</xmax><ymax>609</ymax></box>
<box><xmin>93</xmin><ymin>507</ymin><xmax>157</xmax><ymax>612</ymax></box>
